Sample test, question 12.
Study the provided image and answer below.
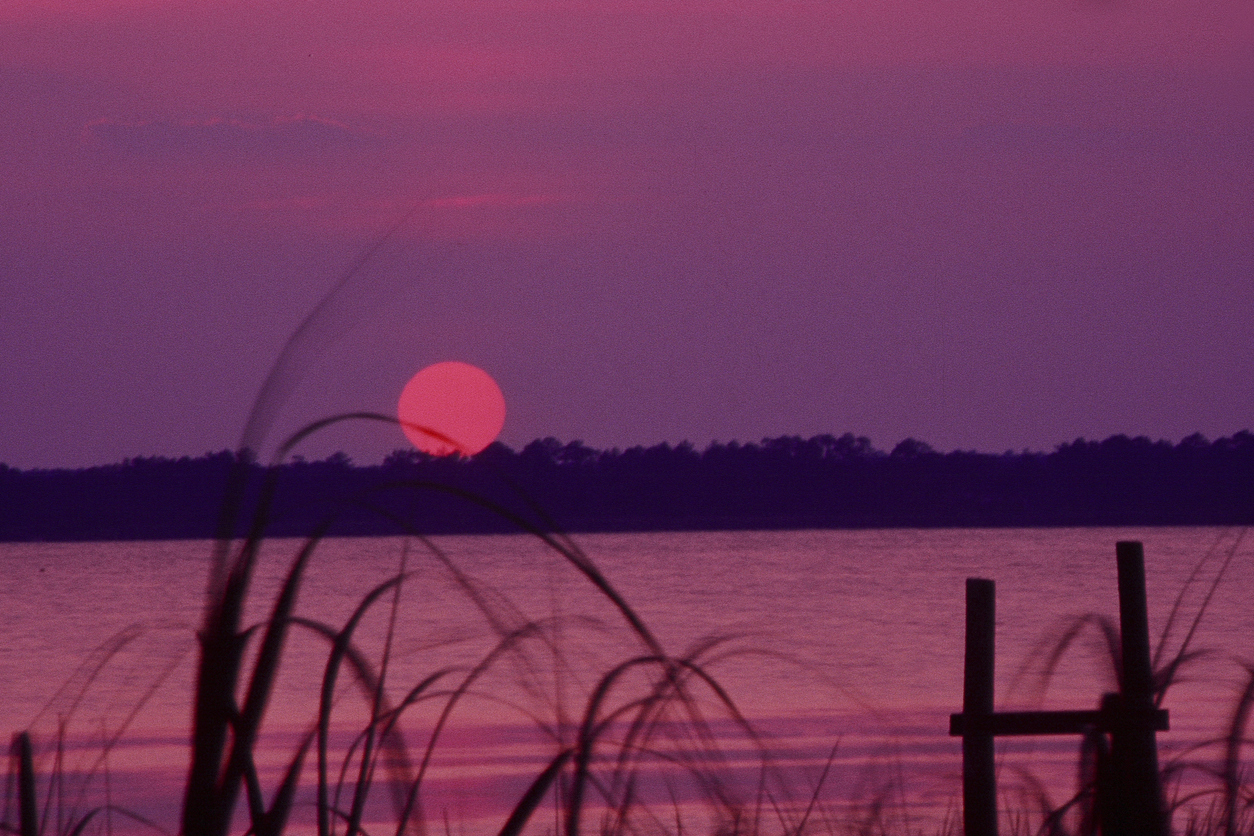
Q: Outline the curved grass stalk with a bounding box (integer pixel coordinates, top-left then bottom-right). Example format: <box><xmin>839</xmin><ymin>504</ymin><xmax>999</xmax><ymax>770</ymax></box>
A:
<box><xmin>187</xmin><ymin>413</ymin><xmax>424</xmax><ymax>836</ymax></box>
<box><xmin>1219</xmin><ymin>665</ymin><xmax>1254</xmax><ymax>836</ymax></box>
<box><xmin>343</xmin><ymin>546</ymin><xmax>408</xmax><ymax>836</ymax></box>
<box><xmin>10</xmin><ymin>628</ymin><xmax>187</xmax><ymax>836</ymax></box>
<box><xmin>1152</xmin><ymin>529</ymin><xmax>1247</xmax><ymax>704</ymax></box>
<box><xmin>564</xmin><ymin>648</ymin><xmax>771</xmax><ymax>836</ymax></box>
<box><xmin>392</xmin><ymin>622</ymin><xmax>554</xmax><ymax>836</ymax></box>
<box><xmin>175</xmin><ymin>406</ymin><xmax>844</xmax><ymax>836</ymax></box>
<box><xmin>314</xmin><ymin>573</ymin><xmax>408</xmax><ymax>836</ymax></box>
<box><xmin>289</xmin><ymin>616</ymin><xmax>448</xmax><ymax>832</ymax></box>
<box><xmin>497</xmin><ymin>748</ymin><xmax>574</xmax><ymax>836</ymax></box>
<box><xmin>63</xmin><ymin>804</ymin><xmax>170</xmax><ymax>836</ymax></box>
<box><xmin>27</xmin><ymin>626</ymin><xmax>146</xmax><ymax>733</ymax></box>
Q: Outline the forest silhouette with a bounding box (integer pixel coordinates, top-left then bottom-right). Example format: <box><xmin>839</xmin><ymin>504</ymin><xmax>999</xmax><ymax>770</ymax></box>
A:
<box><xmin>2</xmin><ymin>432</ymin><xmax>1252</xmax><ymax>540</ymax></box>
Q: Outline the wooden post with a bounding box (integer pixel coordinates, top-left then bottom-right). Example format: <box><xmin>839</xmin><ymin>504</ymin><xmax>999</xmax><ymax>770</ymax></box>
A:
<box><xmin>962</xmin><ymin>578</ymin><xmax>997</xmax><ymax>836</ymax></box>
<box><xmin>1109</xmin><ymin>541</ymin><xmax>1168</xmax><ymax>836</ymax></box>
<box><xmin>11</xmin><ymin>732</ymin><xmax>38</xmax><ymax>836</ymax></box>
<box><xmin>951</xmin><ymin>548</ymin><xmax>1170</xmax><ymax>835</ymax></box>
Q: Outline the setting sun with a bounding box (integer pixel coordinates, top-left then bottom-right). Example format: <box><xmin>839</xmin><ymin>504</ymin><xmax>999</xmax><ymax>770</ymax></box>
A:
<box><xmin>397</xmin><ymin>361</ymin><xmax>506</xmax><ymax>456</ymax></box>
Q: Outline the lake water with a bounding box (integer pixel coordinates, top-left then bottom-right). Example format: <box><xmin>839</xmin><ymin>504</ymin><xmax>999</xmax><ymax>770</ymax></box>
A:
<box><xmin>2</xmin><ymin>527</ymin><xmax>1251</xmax><ymax>834</ymax></box>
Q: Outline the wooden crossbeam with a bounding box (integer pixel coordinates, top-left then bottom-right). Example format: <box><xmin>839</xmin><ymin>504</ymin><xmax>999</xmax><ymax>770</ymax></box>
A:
<box><xmin>949</xmin><ymin>707</ymin><xmax>1169</xmax><ymax>737</ymax></box>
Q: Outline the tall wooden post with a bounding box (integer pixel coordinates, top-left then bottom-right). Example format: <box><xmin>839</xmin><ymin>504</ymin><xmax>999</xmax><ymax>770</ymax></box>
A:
<box><xmin>963</xmin><ymin>578</ymin><xmax>997</xmax><ymax>836</ymax></box>
<box><xmin>1110</xmin><ymin>541</ymin><xmax>1168</xmax><ymax>836</ymax></box>
<box><xmin>951</xmin><ymin>547</ymin><xmax>1170</xmax><ymax>835</ymax></box>
<box><xmin>11</xmin><ymin>732</ymin><xmax>38</xmax><ymax>836</ymax></box>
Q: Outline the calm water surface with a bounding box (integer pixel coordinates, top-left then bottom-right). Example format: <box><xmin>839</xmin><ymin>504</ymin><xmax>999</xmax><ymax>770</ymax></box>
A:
<box><xmin>2</xmin><ymin>528</ymin><xmax>1251</xmax><ymax>832</ymax></box>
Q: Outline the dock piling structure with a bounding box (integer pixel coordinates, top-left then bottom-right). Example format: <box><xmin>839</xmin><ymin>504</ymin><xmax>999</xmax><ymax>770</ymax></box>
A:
<box><xmin>950</xmin><ymin>542</ymin><xmax>1169</xmax><ymax>836</ymax></box>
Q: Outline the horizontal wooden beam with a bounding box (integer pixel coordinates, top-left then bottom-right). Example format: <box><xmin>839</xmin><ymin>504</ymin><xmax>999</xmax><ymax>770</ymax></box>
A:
<box><xmin>950</xmin><ymin>708</ymin><xmax>1169</xmax><ymax>737</ymax></box>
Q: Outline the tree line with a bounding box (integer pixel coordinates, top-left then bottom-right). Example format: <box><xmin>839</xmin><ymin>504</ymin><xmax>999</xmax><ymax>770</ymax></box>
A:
<box><xmin>2</xmin><ymin>432</ymin><xmax>1252</xmax><ymax>540</ymax></box>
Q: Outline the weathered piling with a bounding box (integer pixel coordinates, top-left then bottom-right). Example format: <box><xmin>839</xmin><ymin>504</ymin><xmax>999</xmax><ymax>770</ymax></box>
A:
<box><xmin>11</xmin><ymin>732</ymin><xmax>37</xmax><ymax>836</ymax></box>
<box><xmin>962</xmin><ymin>577</ymin><xmax>997</xmax><ymax>836</ymax></box>
<box><xmin>1108</xmin><ymin>541</ymin><xmax>1168</xmax><ymax>836</ymax></box>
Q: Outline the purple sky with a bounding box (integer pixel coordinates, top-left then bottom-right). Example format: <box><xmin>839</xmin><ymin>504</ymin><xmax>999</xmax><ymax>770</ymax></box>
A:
<box><xmin>3</xmin><ymin>0</ymin><xmax>1252</xmax><ymax>468</ymax></box>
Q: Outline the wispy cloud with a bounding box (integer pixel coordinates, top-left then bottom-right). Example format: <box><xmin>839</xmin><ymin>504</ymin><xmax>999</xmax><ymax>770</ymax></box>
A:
<box><xmin>423</xmin><ymin>193</ymin><xmax>567</xmax><ymax>209</ymax></box>
<box><xmin>81</xmin><ymin>115</ymin><xmax>384</xmax><ymax>159</ymax></box>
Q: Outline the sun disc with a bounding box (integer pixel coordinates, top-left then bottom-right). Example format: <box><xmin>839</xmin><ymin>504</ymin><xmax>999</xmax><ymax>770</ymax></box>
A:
<box><xmin>397</xmin><ymin>362</ymin><xmax>506</xmax><ymax>456</ymax></box>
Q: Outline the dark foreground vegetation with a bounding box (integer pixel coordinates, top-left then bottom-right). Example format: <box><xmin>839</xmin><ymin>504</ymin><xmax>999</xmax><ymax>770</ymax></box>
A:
<box><xmin>3</xmin><ymin>432</ymin><xmax>1253</xmax><ymax>540</ymax></box>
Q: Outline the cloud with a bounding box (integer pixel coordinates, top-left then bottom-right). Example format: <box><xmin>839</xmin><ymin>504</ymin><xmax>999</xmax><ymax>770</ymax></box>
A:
<box><xmin>81</xmin><ymin>115</ymin><xmax>384</xmax><ymax>159</ymax></box>
<box><xmin>422</xmin><ymin>193</ymin><xmax>567</xmax><ymax>209</ymax></box>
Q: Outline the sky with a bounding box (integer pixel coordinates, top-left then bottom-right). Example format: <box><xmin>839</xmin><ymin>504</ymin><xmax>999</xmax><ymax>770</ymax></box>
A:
<box><xmin>2</xmin><ymin>0</ymin><xmax>1252</xmax><ymax>469</ymax></box>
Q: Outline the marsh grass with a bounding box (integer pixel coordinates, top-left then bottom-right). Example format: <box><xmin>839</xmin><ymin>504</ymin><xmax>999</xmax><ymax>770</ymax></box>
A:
<box><xmin>7</xmin><ymin>409</ymin><xmax>853</xmax><ymax>836</ymax></box>
<box><xmin>1001</xmin><ymin>528</ymin><xmax>1252</xmax><ymax>835</ymax></box>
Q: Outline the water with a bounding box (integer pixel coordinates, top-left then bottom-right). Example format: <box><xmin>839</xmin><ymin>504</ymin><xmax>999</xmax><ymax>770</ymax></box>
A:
<box><xmin>2</xmin><ymin>527</ymin><xmax>1251</xmax><ymax>833</ymax></box>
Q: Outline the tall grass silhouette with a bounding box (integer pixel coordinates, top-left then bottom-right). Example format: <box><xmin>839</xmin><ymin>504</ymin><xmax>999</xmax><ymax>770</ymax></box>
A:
<box><xmin>3</xmin><ymin>225</ymin><xmax>840</xmax><ymax>836</ymax></box>
<box><xmin>1003</xmin><ymin>528</ymin><xmax>1252</xmax><ymax>835</ymax></box>
<box><xmin>6</xmin><ymin>412</ymin><xmax>835</xmax><ymax>836</ymax></box>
